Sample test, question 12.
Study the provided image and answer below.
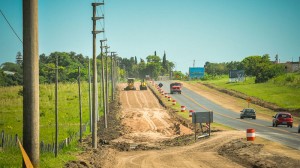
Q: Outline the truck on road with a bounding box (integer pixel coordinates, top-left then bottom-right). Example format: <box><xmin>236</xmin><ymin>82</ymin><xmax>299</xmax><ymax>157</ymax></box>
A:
<box><xmin>170</xmin><ymin>82</ymin><xmax>182</xmax><ymax>94</ymax></box>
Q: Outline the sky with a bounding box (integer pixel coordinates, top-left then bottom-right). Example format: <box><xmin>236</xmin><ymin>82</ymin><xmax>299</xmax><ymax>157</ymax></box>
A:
<box><xmin>1</xmin><ymin>0</ymin><xmax>300</xmax><ymax>73</ymax></box>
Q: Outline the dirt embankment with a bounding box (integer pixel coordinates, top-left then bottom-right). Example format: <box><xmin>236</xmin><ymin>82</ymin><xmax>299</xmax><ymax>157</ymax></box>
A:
<box><xmin>66</xmin><ymin>82</ymin><xmax>300</xmax><ymax>168</ymax></box>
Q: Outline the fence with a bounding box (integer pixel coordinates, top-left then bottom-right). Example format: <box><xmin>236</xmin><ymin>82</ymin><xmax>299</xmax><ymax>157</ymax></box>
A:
<box><xmin>1</xmin><ymin>123</ymin><xmax>87</xmax><ymax>154</ymax></box>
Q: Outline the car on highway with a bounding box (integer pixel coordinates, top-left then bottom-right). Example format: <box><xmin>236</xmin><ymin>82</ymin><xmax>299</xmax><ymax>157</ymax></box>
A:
<box><xmin>240</xmin><ymin>108</ymin><xmax>256</xmax><ymax>119</ymax></box>
<box><xmin>272</xmin><ymin>112</ymin><xmax>293</xmax><ymax>128</ymax></box>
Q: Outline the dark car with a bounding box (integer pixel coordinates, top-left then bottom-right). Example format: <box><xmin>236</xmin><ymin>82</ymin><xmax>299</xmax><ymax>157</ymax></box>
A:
<box><xmin>240</xmin><ymin>108</ymin><xmax>256</xmax><ymax>119</ymax></box>
<box><xmin>272</xmin><ymin>112</ymin><xmax>293</xmax><ymax>128</ymax></box>
<box><xmin>298</xmin><ymin>124</ymin><xmax>300</xmax><ymax>133</ymax></box>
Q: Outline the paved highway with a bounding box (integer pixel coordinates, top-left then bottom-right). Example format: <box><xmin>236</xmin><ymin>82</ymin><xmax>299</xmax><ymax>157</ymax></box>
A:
<box><xmin>156</xmin><ymin>81</ymin><xmax>300</xmax><ymax>150</ymax></box>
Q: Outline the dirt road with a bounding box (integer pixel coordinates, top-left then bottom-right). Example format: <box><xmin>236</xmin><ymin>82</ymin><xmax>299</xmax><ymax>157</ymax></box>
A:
<box><xmin>114</xmin><ymin>83</ymin><xmax>192</xmax><ymax>145</ymax></box>
<box><xmin>109</xmin><ymin>83</ymin><xmax>242</xmax><ymax>167</ymax></box>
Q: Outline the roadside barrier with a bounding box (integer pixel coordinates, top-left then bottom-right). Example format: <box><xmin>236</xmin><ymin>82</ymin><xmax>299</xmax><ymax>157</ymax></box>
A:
<box><xmin>172</xmin><ymin>100</ymin><xmax>176</xmax><ymax>105</ymax></box>
<box><xmin>168</xmin><ymin>96</ymin><xmax>171</xmax><ymax>101</ymax></box>
<box><xmin>181</xmin><ymin>106</ymin><xmax>186</xmax><ymax>112</ymax></box>
<box><xmin>246</xmin><ymin>128</ymin><xmax>255</xmax><ymax>141</ymax></box>
<box><xmin>189</xmin><ymin>110</ymin><xmax>194</xmax><ymax>117</ymax></box>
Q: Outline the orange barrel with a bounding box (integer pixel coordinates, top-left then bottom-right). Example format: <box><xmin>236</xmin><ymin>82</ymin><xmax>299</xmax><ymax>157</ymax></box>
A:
<box><xmin>168</xmin><ymin>96</ymin><xmax>171</xmax><ymax>101</ymax></box>
<box><xmin>189</xmin><ymin>110</ymin><xmax>194</xmax><ymax>117</ymax></box>
<box><xmin>181</xmin><ymin>106</ymin><xmax>186</xmax><ymax>112</ymax></box>
<box><xmin>172</xmin><ymin>100</ymin><xmax>176</xmax><ymax>105</ymax></box>
<box><xmin>246</xmin><ymin>129</ymin><xmax>255</xmax><ymax>141</ymax></box>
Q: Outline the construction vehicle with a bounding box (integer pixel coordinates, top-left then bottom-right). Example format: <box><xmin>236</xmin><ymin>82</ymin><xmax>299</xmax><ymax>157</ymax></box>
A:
<box><xmin>170</xmin><ymin>82</ymin><xmax>182</xmax><ymax>94</ymax></box>
<box><xmin>124</xmin><ymin>78</ymin><xmax>136</xmax><ymax>90</ymax></box>
<box><xmin>140</xmin><ymin>79</ymin><xmax>147</xmax><ymax>90</ymax></box>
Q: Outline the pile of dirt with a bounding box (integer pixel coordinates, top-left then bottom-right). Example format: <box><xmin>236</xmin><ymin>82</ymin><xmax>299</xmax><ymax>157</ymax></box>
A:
<box><xmin>218</xmin><ymin>138</ymin><xmax>300</xmax><ymax>168</ymax></box>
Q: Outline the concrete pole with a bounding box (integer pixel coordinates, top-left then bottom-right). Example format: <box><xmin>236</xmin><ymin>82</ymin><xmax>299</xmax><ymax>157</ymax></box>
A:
<box><xmin>100</xmin><ymin>40</ymin><xmax>107</xmax><ymax>128</ymax></box>
<box><xmin>88</xmin><ymin>59</ymin><xmax>92</xmax><ymax>132</ymax></box>
<box><xmin>92</xmin><ymin>3</ymin><xmax>98</xmax><ymax>149</ymax></box>
<box><xmin>105</xmin><ymin>47</ymin><xmax>109</xmax><ymax>116</ymax></box>
<box><xmin>23</xmin><ymin>0</ymin><xmax>39</xmax><ymax>167</ymax></box>
<box><xmin>78</xmin><ymin>66</ymin><xmax>82</xmax><ymax>143</ymax></box>
<box><xmin>55</xmin><ymin>56</ymin><xmax>58</xmax><ymax>157</ymax></box>
<box><xmin>110</xmin><ymin>52</ymin><xmax>115</xmax><ymax>100</ymax></box>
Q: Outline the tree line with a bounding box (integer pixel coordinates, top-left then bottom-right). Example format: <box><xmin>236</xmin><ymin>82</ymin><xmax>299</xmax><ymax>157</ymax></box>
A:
<box><xmin>0</xmin><ymin>51</ymin><xmax>176</xmax><ymax>86</ymax></box>
<box><xmin>204</xmin><ymin>54</ymin><xmax>286</xmax><ymax>83</ymax></box>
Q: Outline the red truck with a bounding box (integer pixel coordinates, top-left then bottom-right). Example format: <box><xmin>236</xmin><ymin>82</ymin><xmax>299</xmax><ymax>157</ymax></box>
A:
<box><xmin>170</xmin><ymin>82</ymin><xmax>182</xmax><ymax>94</ymax></box>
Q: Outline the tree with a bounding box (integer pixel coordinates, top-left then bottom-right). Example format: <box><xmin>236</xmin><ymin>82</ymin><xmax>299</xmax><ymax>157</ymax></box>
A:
<box><xmin>134</xmin><ymin>56</ymin><xmax>137</xmax><ymax>65</ymax></box>
<box><xmin>16</xmin><ymin>51</ymin><xmax>23</xmax><ymax>66</ymax></box>
<box><xmin>162</xmin><ymin>51</ymin><xmax>168</xmax><ymax>75</ymax></box>
<box><xmin>242</xmin><ymin>54</ymin><xmax>285</xmax><ymax>83</ymax></box>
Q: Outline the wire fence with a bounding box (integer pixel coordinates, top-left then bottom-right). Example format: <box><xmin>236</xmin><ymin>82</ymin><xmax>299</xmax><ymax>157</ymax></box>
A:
<box><xmin>1</xmin><ymin>123</ymin><xmax>87</xmax><ymax>154</ymax></box>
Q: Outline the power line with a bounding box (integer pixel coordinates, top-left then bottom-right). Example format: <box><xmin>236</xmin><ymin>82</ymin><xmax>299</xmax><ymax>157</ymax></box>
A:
<box><xmin>0</xmin><ymin>9</ymin><xmax>23</xmax><ymax>44</ymax></box>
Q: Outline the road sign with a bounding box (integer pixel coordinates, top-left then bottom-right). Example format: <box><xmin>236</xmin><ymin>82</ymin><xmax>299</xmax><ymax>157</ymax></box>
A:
<box><xmin>192</xmin><ymin>111</ymin><xmax>213</xmax><ymax>124</ymax></box>
<box><xmin>247</xmin><ymin>97</ymin><xmax>252</xmax><ymax>103</ymax></box>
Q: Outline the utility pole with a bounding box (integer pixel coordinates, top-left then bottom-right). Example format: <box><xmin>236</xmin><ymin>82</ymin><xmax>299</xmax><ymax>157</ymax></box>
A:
<box><xmin>105</xmin><ymin>46</ymin><xmax>110</xmax><ymax>116</ymax></box>
<box><xmin>91</xmin><ymin>2</ymin><xmax>104</xmax><ymax>149</ymax></box>
<box><xmin>88</xmin><ymin>59</ymin><xmax>92</xmax><ymax>132</ymax></box>
<box><xmin>55</xmin><ymin>55</ymin><xmax>58</xmax><ymax>157</ymax></box>
<box><xmin>78</xmin><ymin>66</ymin><xmax>82</xmax><ymax>143</ymax></box>
<box><xmin>100</xmin><ymin>39</ymin><xmax>107</xmax><ymax>128</ymax></box>
<box><xmin>110</xmin><ymin>52</ymin><xmax>116</xmax><ymax>100</ymax></box>
<box><xmin>23</xmin><ymin>0</ymin><xmax>39</xmax><ymax>167</ymax></box>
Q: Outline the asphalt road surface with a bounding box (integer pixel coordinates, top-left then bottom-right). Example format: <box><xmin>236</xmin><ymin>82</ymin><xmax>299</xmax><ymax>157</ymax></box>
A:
<box><xmin>157</xmin><ymin>81</ymin><xmax>300</xmax><ymax>150</ymax></box>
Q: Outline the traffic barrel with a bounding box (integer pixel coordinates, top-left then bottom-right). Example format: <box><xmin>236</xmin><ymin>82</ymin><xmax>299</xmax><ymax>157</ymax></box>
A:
<box><xmin>165</xmin><ymin>93</ymin><xmax>168</xmax><ymax>98</ymax></box>
<box><xmin>168</xmin><ymin>96</ymin><xmax>171</xmax><ymax>101</ymax></box>
<box><xmin>172</xmin><ymin>100</ymin><xmax>176</xmax><ymax>105</ymax></box>
<box><xmin>181</xmin><ymin>106</ymin><xmax>186</xmax><ymax>112</ymax></box>
<box><xmin>161</xmin><ymin>91</ymin><xmax>164</xmax><ymax>95</ymax></box>
<box><xmin>246</xmin><ymin>129</ymin><xmax>255</xmax><ymax>141</ymax></box>
<box><xmin>189</xmin><ymin>110</ymin><xmax>194</xmax><ymax>117</ymax></box>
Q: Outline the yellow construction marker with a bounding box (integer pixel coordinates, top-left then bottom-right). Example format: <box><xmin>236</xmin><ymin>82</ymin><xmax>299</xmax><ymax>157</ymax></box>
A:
<box><xmin>17</xmin><ymin>139</ymin><xmax>34</xmax><ymax>168</ymax></box>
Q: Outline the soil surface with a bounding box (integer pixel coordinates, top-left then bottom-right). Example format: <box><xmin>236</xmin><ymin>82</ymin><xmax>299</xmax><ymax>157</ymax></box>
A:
<box><xmin>65</xmin><ymin>82</ymin><xmax>300</xmax><ymax>168</ymax></box>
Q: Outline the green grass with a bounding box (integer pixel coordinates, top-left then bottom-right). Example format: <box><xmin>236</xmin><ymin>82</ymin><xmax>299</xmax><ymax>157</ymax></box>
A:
<box><xmin>0</xmin><ymin>81</ymin><xmax>104</xmax><ymax>167</ymax></box>
<box><xmin>199</xmin><ymin>74</ymin><xmax>300</xmax><ymax>110</ymax></box>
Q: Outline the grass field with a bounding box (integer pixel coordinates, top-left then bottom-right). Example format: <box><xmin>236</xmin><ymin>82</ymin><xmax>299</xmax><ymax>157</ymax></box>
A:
<box><xmin>197</xmin><ymin>73</ymin><xmax>300</xmax><ymax>110</ymax></box>
<box><xmin>0</xmin><ymin>81</ymin><xmax>104</xmax><ymax>167</ymax></box>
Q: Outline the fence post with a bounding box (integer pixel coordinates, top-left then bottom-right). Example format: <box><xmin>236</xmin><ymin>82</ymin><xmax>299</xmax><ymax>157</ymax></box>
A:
<box><xmin>15</xmin><ymin>134</ymin><xmax>18</xmax><ymax>146</ymax></box>
<box><xmin>1</xmin><ymin>130</ymin><xmax>4</xmax><ymax>148</ymax></box>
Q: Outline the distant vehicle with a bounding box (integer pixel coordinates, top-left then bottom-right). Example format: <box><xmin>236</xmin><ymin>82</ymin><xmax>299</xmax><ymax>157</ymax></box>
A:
<box><xmin>298</xmin><ymin>124</ymin><xmax>300</xmax><ymax>133</ymax></box>
<box><xmin>140</xmin><ymin>79</ymin><xmax>147</xmax><ymax>90</ymax></box>
<box><xmin>240</xmin><ymin>108</ymin><xmax>256</xmax><ymax>119</ymax></box>
<box><xmin>124</xmin><ymin>78</ymin><xmax>136</xmax><ymax>90</ymax></box>
<box><xmin>272</xmin><ymin>112</ymin><xmax>293</xmax><ymax>128</ymax></box>
<box><xmin>170</xmin><ymin>82</ymin><xmax>182</xmax><ymax>94</ymax></box>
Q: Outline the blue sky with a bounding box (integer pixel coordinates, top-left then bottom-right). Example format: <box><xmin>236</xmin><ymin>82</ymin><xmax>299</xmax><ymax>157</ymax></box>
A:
<box><xmin>1</xmin><ymin>0</ymin><xmax>300</xmax><ymax>73</ymax></box>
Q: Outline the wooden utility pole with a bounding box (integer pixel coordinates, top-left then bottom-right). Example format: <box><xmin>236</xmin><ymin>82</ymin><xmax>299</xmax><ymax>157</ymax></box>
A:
<box><xmin>100</xmin><ymin>40</ymin><xmax>107</xmax><ymax>128</ymax></box>
<box><xmin>91</xmin><ymin>2</ymin><xmax>104</xmax><ymax>149</ymax></box>
<box><xmin>55</xmin><ymin>55</ymin><xmax>58</xmax><ymax>157</ymax></box>
<box><xmin>78</xmin><ymin>66</ymin><xmax>82</xmax><ymax>143</ymax></box>
<box><xmin>23</xmin><ymin>0</ymin><xmax>39</xmax><ymax>167</ymax></box>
